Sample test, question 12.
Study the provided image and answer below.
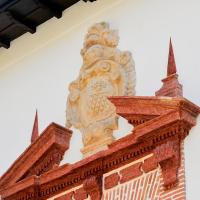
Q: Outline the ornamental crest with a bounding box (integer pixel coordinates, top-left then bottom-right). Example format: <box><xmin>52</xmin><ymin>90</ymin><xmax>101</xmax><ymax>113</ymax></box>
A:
<box><xmin>66</xmin><ymin>22</ymin><xmax>136</xmax><ymax>156</ymax></box>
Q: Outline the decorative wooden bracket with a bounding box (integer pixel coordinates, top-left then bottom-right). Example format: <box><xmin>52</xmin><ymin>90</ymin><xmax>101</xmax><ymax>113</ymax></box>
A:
<box><xmin>154</xmin><ymin>140</ymin><xmax>181</xmax><ymax>189</ymax></box>
<box><xmin>83</xmin><ymin>176</ymin><xmax>102</xmax><ymax>200</ymax></box>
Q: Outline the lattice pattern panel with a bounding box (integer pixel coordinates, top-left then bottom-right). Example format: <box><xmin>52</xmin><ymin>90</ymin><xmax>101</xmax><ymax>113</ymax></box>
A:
<box><xmin>103</xmin><ymin>169</ymin><xmax>160</xmax><ymax>200</ymax></box>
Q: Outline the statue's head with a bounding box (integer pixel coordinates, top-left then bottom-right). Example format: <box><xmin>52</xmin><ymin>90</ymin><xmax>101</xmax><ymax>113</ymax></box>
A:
<box><xmin>81</xmin><ymin>22</ymin><xmax>119</xmax><ymax>56</ymax></box>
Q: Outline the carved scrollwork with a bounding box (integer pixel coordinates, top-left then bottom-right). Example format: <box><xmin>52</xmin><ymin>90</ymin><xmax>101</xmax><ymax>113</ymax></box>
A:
<box><xmin>66</xmin><ymin>22</ymin><xmax>136</xmax><ymax>156</ymax></box>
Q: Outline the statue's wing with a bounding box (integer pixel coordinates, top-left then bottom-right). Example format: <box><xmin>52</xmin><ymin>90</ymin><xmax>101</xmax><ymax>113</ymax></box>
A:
<box><xmin>120</xmin><ymin>51</ymin><xmax>136</xmax><ymax>96</ymax></box>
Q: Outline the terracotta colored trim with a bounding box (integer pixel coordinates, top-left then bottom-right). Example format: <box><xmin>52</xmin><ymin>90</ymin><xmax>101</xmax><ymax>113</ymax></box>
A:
<box><xmin>0</xmin><ymin>176</ymin><xmax>39</xmax><ymax>198</ymax></box>
<box><xmin>1</xmin><ymin>97</ymin><xmax>199</xmax><ymax>200</ymax></box>
<box><xmin>104</xmin><ymin>173</ymin><xmax>120</xmax><ymax>189</ymax></box>
<box><xmin>83</xmin><ymin>176</ymin><xmax>102</xmax><ymax>200</ymax></box>
<box><xmin>154</xmin><ymin>140</ymin><xmax>181</xmax><ymax>189</ymax></box>
<box><xmin>74</xmin><ymin>187</ymin><xmax>88</xmax><ymax>200</ymax></box>
<box><xmin>0</xmin><ymin>123</ymin><xmax>72</xmax><ymax>190</ymax></box>
<box><xmin>120</xmin><ymin>162</ymin><xmax>142</xmax><ymax>183</ymax></box>
<box><xmin>142</xmin><ymin>156</ymin><xmax>158</xmax><ymax>173</ymax></box>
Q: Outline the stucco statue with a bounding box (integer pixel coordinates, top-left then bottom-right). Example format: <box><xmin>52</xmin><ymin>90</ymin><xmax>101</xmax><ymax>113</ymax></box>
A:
<box><xmin>66</xmin><ymin>22</ymin><xmax>136</xmax><ymax>156</ymax></box>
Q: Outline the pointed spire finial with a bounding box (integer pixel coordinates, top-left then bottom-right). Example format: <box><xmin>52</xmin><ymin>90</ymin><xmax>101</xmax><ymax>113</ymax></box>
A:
<box><xmin>155</xmin><ymin>39</ymin><xmax>183</xmax><ymax>97</ymax></box>
<box><xmin>167</xmin><ymin>38</ymin><xmax>177</xmax><ymax>76</ymax></box>
<box><xmin>31</xmin><ymin>110</ymin><xmax>39</xmax><ymax>143</ymax></box>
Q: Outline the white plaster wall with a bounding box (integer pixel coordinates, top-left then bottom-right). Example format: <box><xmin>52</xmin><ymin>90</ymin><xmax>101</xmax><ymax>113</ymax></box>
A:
<box><xmin>184</xmin><ymin>116</ymin><xmax>200</xmax><ymax>200</ymax></box>
<box><xmin>0</xmin><ymin>0</ymin><xmax>200</xmax><ymax>198</ymax></box>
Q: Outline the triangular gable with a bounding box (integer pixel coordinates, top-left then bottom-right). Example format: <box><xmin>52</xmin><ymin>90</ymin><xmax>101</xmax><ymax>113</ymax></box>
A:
<box><xmin>0</xmin><ymin>123</ymin><xmax>72</xmax><ymax>190</ymax></box>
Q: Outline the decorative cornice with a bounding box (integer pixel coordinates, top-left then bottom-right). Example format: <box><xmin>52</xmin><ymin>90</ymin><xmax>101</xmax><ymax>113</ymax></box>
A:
<box><xmin>0</xmin><ymin>123</ymin><xmax>72</xmax><ymax>190</ymax></box>
<box><xmin>1</xmin><ymin>96</ymin><xmax>199</xmax><ymax>200</ymax></box>
<box><xmin>0</xmin><ymin>175</ymin><xmax>40</xmax><ymax>200</ymax></box>
<box><xmin>109</xmin><ymin>96</ymin><xmax>199</xmax><ymax>127</ymax></box>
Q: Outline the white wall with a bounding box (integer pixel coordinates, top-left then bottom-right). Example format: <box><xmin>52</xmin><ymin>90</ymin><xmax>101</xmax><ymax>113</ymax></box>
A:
<box><xmin>185</xmin><ymin>116</ymin><xmax>200</xmax><ymax>200</ymax></box>
<box><xmin>0</xmin><ymin>0</ymin><xmax>200</xmax><ymax>198</ymax></box>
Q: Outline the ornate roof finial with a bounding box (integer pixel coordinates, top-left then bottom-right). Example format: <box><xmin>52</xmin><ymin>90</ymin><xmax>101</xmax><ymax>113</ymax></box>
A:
<box><xmin>155</xmin><ymin>39</ymin><xmax>183</xmax><ymax>97</ymax></box>
<box><xmin>31</xmin><ymin>110</ymin><xmax>39</xmax><ymax>143</ymax></box>
<box><xmin>167</xmin><ymin>38</ymin><xmax>177</xmax><ymax>76</ymax></box>
<box><xmin>66</xmin><ymin>22</ymin><xmax>136</xmax><ymax>157</ymax></box>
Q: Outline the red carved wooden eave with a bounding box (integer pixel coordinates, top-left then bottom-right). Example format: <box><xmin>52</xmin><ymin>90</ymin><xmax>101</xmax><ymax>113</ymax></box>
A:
<box><xmin>0</xmin><ymin>96</ymin><xmax>199</xmax><ymax>200</ymax></box>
